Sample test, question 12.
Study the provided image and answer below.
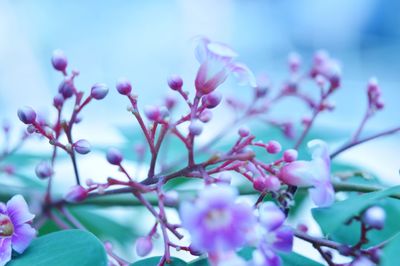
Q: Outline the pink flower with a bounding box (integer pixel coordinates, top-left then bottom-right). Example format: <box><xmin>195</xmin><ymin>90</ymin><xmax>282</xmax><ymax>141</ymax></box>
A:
<box><xmin>194</xmin><ymin>37</ymin><xmax>256</xmax><ymax>95</ymax></box>
<box><xmin>0</xmin><ymin>195</ymin><xmax>36</xmax><ymax>266</ymax></box>
<box><xmin>180</xmin><ymin>185</ymin><xmax>255</xmax><ymax>253</ymax></box>
<box><xmin>279</xmin><ymin>140</ymin><xmax>334</xmax><ymax>207</ymax></box>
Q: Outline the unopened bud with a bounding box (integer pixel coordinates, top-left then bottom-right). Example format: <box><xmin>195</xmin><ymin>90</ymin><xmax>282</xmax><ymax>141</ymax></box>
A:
<box><xmin>64</xmin><ymin>185</ymin><xmax>88</xmax><ymax>203</ymax></box>
<box><xmin>116</xmin><ymin>78</ymin><xmax>132</xmax><ymax>95</ymax></box>
<box><xmin>74</xmin><ymin>139</ymin><xmax>91</xmax><ymax>155</ymax></box>
<box><xmin>51</xmin><ymin>49</ymin><xmax>68</xmax><ymax>72</ymax></box>
<box><xmin>362</xmin><ymin>206</ymin><xmax>386</xmax><ymax>230</ymax></box>
<box><xmin>253</xmin><ymin>177</ymin><xmax>267</xmax><ymax>192</ymax></box>
<box><xmin>288</xmin><ymin>52</ymin><xmax>301</xmax><ymax>72</ymax></box>
<box><xmin>202</xmin><ymin>92</ymin><xmax>222</xmax><ymax>109</ymax></box>
<box><xmin>53</xmin><ymin>93</ymin><xmax>64</xmax><ymax>108</ymax></box>
<box><xmin>199</xmin><ymin>109</ymin><xmax>212</xmax><ymax>123</ymax></box>
<box><xmin>167</xmin><ymin>75</ymin><xmax>183</xmax><ymax>91</ymax></box>
<box><xmin>238</xmin><ymin>126</ymin><xmax>250</xmax><ymax>137</ymax></box>
<box><xmin>106</xmin><ymin>148</ymin><xmax>123</xmax><ymax>165</ymax></box>
<box><xmin>35</xmin><ymin>161</ymin><xmax>53</xmax><ymax>179</ymax></box>
<box><xmin>266</xmin><ymin>140</ymin><xmax>281</xmax><ymax>154</ymax></box>
<box><xmin>135</xmin><ymin>236</ymin><xmax>153</xmax><ymax>257</ymax></box>
<box><xmin>17</xmin><ymin>106</ymin><xmax>37</xmax><ymax>124</ymax></box>
<box><xmin>283</xmin><ymin>149</ymin><xmax>298</xmax><ymax>163</ymax></box>
<box><xmin>189</xmin><ymin>120</ymin><xmax>203</xmax><ymax>136</ymax></box>
<box><xmin>58</xmin><ymin>80</ymin><xmax>74</xmax><ymax>99</ymax></box>
<box><xmin>91</xmin><ymin>83</ymin><xmax>109</xmax><ymax>100</ymax></box>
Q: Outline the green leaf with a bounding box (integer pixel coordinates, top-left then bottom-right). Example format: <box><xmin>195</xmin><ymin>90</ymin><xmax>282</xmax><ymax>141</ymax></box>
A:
<box><xmin>280</xmin><ymin>252</ymin><xmax>323</xmax><ymax>266</ymax></box>
<box><xmin>381</xmin><ymin>233</ymin><xmax>400</xmax><ymax>266</ymax></box>
<box><xmin>312</xmin><ymin>186</ymin><xmax>400</xmax><ymax>236</ymax></box>
<box><xmin>131</xmin><ymin>257</ymin><xmax>187</xmax><ymax>266</ymax></box>
<box><xmin>9</xmin><ymin>230</ymin><xmax>107</xmax><ymax>266</ymax></box>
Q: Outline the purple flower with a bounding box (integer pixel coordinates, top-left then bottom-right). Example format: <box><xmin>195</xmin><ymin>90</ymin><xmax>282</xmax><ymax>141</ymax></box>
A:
<box><xmin>0</xmin><ymin>195</ymin><xmax>36</xmax><ymax>266</ymax></box>
<box><xmin>279</xmin><ymin>139</ymin><xmax>334</xmax><ymax>207</ymax></box>
<box><xmin>180</xmin><ymin>185</ymin><xmax>255</xmax><ymax>253</ymax></box>
<box><xmin>249</xmin><ymin>202</ymin><xmax>293</xmax><ymax>266</ymax></box>
<box><xmin>194</xmin><ymin>37</ymin><xmax>256</xmax><ymax>95</ymax></box>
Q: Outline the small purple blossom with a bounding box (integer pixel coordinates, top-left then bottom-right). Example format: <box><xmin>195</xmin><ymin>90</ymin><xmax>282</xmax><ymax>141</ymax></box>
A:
<box><xmin>51</xmin><ymin>49</ymin><xmax>68</xmax><ymax>73</ymax></box>
<box><xmin>106</xmin><ymin>148</ymin><xmax>123</xmax><ymax>165</ymax></box>
<box><xmin>74</xmin><ymin>139</ymin><xmax>91</xmax><ymax>155</ymax></box>
<box><xmin>91</xmin><ymin>83</ymin><xmax>109</xmax><ymax>100</ymax></box>
<box><xmin>279</xmin><ymin>139</ymin><xmax>334</xmax><ymax>207</ymax></box>
<box><xmin>362</xmin><ymin>206</ymin><xmax>386</xmax><ymax>230</ymax></box>
<box><xmin>167</xmin><ymin>75</ymin><xmax>183</xmax><ymax>91</ymax></box>
<box><xmin>180</xmin><ymin>185</ymin><xmax>255</xmax><ymax>253</ymax></box>
<box><xmin>0</xmin><ymin>195</ymin><xmax>36</xmax><ymax>266</ymax></box>
<box><xmin>194</xmin><ymin>37</ymin><xmax>256</xmax><ymax>95</ymax></box>
<box><xmin>249</xmin><ymin>202</ymin><xmax>293</xmax><ymax>266</ymax></box>
<box><xmin>35</xmin><ymin>161</ymin><xmax>54</xmax><ymax>179</ymax></box>
<box><xmin>135</xmin><ymin>236</ymin><xmax>153</xmax><ymax>257</ymax></box>
<box><xmin>116</xmin><ymin>78</ymin><xmax>132</xmax><ymax>95</ymax></box>
<box><xmin>17</xmin><ymin>106</ymin><xmax>36</xmax><ymax>125</ymax></box>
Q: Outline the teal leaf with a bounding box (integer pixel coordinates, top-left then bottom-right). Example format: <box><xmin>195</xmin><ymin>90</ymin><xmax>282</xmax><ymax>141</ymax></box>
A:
<box><xmin>131</xmin><ymin>257</ymin><xmax>187</xmax><ymax>266</ymax></box>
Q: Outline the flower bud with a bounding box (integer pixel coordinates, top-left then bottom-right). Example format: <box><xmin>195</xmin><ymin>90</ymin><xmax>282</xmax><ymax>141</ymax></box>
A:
<box><xmin>106</xmin><ymin>148</ymin><xmax>123</xmax><ymax>165</ymax></box>
<box><xmin>253</xmin><ymin>177</ymin><xmax>267</xmax><ymax>192</ymax></box>
<box><xmin>266</xmin><ymin>140</ymin><xmax>281</xmax><ymax>154</ymax></box>
<box><xmin>167</xmin><ymin>75</ymin><xmax>183</xmax><ymax>91</ymax></box>
<box><xmin>91</xmin><ymin>83</ymin><xmax>109</xmax><ymax>100</ymax></box>
<box><xmin>283</xmin><ymin>149</ymin><xmax>298</xmax><ymax>163</ymax></box>
<box><xmin>144</xmin><ymin>105</ymin><xmax>161</xmax><ymax>121</ymax></box>
<box><xmin>265</xmin><ymin>175</ymin><xmax>281</xmax><ymax>191</ymax></box>
<box><xmin>64</xmin><ymin>185</ymin><xmax>88</xmax><ymax>203</ymax></box>
<box><xmin>51</xmin><ymin>49</ymin><xmax>68</xmax><ymax>72</ymax></box>
<box><xmin>189</xmin><ymin>120</ymin><xmax>203</xmax><ymax>136</ymax></box>
<box><xmin>58</xmin><ymin>80</ymin><xmax>74</xmax><ymax>99</ymax></box>
<box><xmin>202</xmin><ymin>92</ymin><xmax>222</xmax><ymax>109</ymax></box>
<box><xmin>17</xmin><ymin>106</ymin><xmax>36</xmax><ymax>124</ymax></box>
<box><xmin>135</xmin><ymin>236</ymin><xmax>153</xmax><ymax>257</ymax></box>
<box><xmin>74</xmin><ymin>139</ymin><xmax>91</xmax><ymax>154</ymax></box>
<box><xmin>362</xmin><ymin>206</ymin><xmax>386</xmax><ymax>230</ymax></box>
<box><xmin>288</xmin><ymin>52</ymin><xmax>301</xmax><ymax>72</ymax></box>
<box><xmin>165</xmin><ymin>95</ymin><xmax>177</xmax><ymax>110</ymax></box>
<box><xmin>238</xmin><ymin>126</ymin><xmax>250</xmax><ymax>137</ymax></box>
<box><xmin>53</xmin><ymin>93</ymin><xmax>64</xmax><ymax>108</ymax></box>
<box><xmin>199</xmin><ymin>109</ymin><xmax>212</xmax><ymax>123</ymax></box>
<box><xmin>35</xmin><ymin>161</ymin><xmax>54</xmax><ymax>179</ymax></box>
<box><xmin>116</xmin><ymin>78</ymin><xmax>132</xmax><ymax>95</ymax></box>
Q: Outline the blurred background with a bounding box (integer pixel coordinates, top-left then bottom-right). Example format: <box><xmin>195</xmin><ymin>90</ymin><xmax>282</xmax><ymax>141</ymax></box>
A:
<box><xmin>0</xmin><ymin>0</ymin><xmax>399</xmax><ymax>263</ymax></box>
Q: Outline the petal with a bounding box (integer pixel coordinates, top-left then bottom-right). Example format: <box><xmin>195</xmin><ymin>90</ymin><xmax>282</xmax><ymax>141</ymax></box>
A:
<box><xmin>270</xmin><ymin>226</ymin><xmax>293</xmax><ymax>252</ymax></box>
<box><xmin>0</xmin><ymin>238</ymin><xmax>12</xmax><ymax>266</ymax></box>
<box><xmin>309</xmin><ymin>182</ymin><xmax>335</xmax><ymax>207</ymax></box>
<box><xmin>259</xmin><ymin>202</ymin><xmax>285</xmax><ymax>231</ymax></box>
<box><xmin>308</xmin><ymin>139</ymin><xmax>329</xmax><ymax>166</ymax></box>
<box><xmin>0</xmin><ymin>203</ymin><xmax>6</xmax><ymax>214</ymax></box>
<box><xmin>231</xmin><ymin>62</ymin><xmax>257</xmax><ymax>87</ymax></box>
<box><xmin>207</xmin><ymin>42</ymin><xmax>238</xmax><ymax>59</ymax></box>
<box><xmin>6</xmin><ymin>195</ymin><xmax>35</xmax><ymax>226</ymax></box>
<box><xmin>279</xmin><ymin>161</ymin><xmax>315</xmax><ymax>187</ymax></box>
<box><xmin>194</xmin><ymin>36</ymin><xmax>210</xmax><ymax>63</ymax></box>
<box><xmin>12</xmin><ymin>223</ymin><xmax>36</xmax><ymax>253</ymax></box>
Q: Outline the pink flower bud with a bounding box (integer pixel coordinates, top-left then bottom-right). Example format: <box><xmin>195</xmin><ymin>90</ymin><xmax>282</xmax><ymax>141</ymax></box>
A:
<box><xmin>144</xmin><ymin>105</ymin><xmax>161</xmax><ymax>121</ymax></box>
<box><xmin>106</xmin><ymin>148</ymin><xmax>123</xmax><ymax>165</ymax></box>
<box><xmin>74</xmin><ymin>139</ymin><xmax>91</xmax><ymax>154</ymax></box>
<box><xmin>64</xmin><ymin>185</ymin><xmax>88</xmax><ymax>203</ymax></box>
<box><xmin>116</xmin><ymin>78</ymin><xmax>132</xmax><ymax>95</ymax></box>
<box><xmin>283</xmin><ymin>149</ymin><xmax>298</xmax><ymax>163</ymax></box>
<box><xmin>91</xmin><ymin>83</ymin><xmax>109</xmax><ymax>100</ymax></box>
<box><xmin>362</xmin><ymin>206</ymin><xmax>386</xmax><ymax>230</ymax></box>
<box><xmin>51</xmin><ymin>49</ymin><xmax>68</xmax><ymax>72</ymax></box>
<box><xmin>58</xmin><ymin>80</ymin><xmax>74</xmax><ymax>99</ymax></box>
<box><xmin>266</xmin><ymin>140</ymin><xmax>281</xmax><ymax>154</ymax></box>
<box><xmin>165</xmin><ymin>95</ymin><xmax>177</xmax><ymax>110</ymax></box>
<box><xmin>202</xmin><ymin>92</ymin><xmax>222</xmax><ymax>109</ymax></box>
<box><xmin>265</xmin><ymin>175</ymin><xmax>281</xmax><ymax>191</ymax></box>
<box><xmin>17</xmin><ymin>106</ymin><xmax>37</xmax><ymax>124</ymax></box>
<box><xmin>53</xmin><ymin>93</ymin><xmax>64</xmax><ymax>108</ymax></box>
<box><xmin>288</xmin><ymin>52</ymin><xmax>301</xmax><ymax>72</ymax></box>
<box><xmin>167</xmin><ymin>75</ymin><xmax>183</xmax><ymax>91</ymax></box>
<box><xmin>35</xmin><ymin>161</ymin><xmax>54</xmax><ymax>179</ymax></box>
<box><xmin>189</xmin><ymin>120</ymin><xmax>203</xmax><ymax>136</ymax></box>
<box><xmin>238</xmin><ymin>126</ymin><xmax>250</xmax><ymax>137</ymax></box>
<box><xmin>199</xmin><ymin>109</ymin><xmax>212</xmax><ymax>123</ymax></box>
<box><xmin>253</xmin><ymin>177</ymin><xmax>267</xmax><ymax>192</ymax></box>
<box><xmin>135</xmin><ymin>236</ymin><xmax>153</xmax><ymax>257</ymax></box>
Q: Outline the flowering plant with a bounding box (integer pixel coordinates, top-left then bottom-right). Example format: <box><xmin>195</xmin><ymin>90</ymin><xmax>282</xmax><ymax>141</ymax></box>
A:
<box><xmin>0</xmin><ymin>38</ymin><xmax>399</xmax><ymax>266</ymax></box>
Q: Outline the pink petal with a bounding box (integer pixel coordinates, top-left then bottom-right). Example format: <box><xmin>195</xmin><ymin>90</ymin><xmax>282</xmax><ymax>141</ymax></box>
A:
<box><xmin>279</xmin><ymin>161</ymin><xmax>315</xmax><ymax>187</ymax></box>
<box><xmin>0</xmin><ymin>238</ymin><xmax>12</xmax><ymax>266</ymax></box>
<box><xmin>194</xmin><ymin>37</ymin><xmax>210</xmax><ymax>64</ymax></box>
<box><xmin>12</xmin><ymin>223</ymin><xmax>36</xmax><ymax>253</ymax></box>
<box><xmin>6</xmin><ymin>195</ymin><xmax>35</xmax><ymax>226</ymax></box>
<box><xmin>231</xmin><ymin>63</ymin><xmax>257</xmax><ymax>87</ymax></box>
<box><xmin>207</xmin><ymin>42</ymin><xmax>238</xmax><ymax>59</ymax></box>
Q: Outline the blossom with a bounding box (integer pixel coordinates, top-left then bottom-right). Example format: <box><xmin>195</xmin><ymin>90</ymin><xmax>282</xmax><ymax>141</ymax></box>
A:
<box><xmin>0</xmin><ymin>195</ymin><xmax>36</xmax><ymax>266</ymax></box>
<box><xmin>180</xmin><ymin>185</ymin><xmax>255</xmax><ymax>254</ymax></box>
<box><xmin>249</xmin><ymin>202</ymin><xmax>293</xmax><ymax>266</ymax></box>
<box><xmin>194</xmin><ymin>37</ymin><xmax>256</xmax><ymax>95</ymax></box>
<box><xmin>279</xmin><ymin>139</ymin><xmax>334</xmax><ymax>207</ymax></box>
